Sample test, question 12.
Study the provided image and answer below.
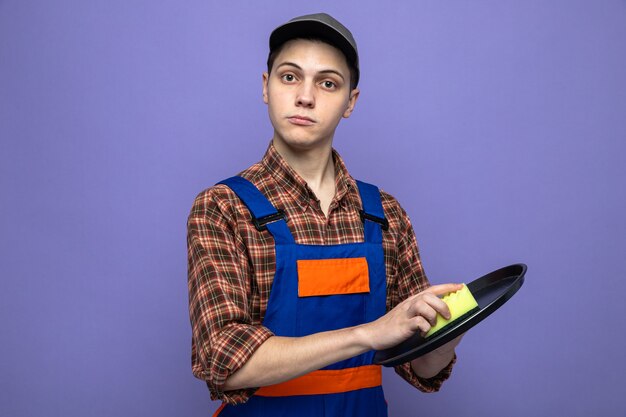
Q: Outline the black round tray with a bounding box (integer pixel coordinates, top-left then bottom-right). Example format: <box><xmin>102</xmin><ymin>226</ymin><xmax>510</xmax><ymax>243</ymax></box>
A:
<box><xmin>373</xmin><ymin>263</ymin><xmax>526</xmax><ymax>367</ymax></box>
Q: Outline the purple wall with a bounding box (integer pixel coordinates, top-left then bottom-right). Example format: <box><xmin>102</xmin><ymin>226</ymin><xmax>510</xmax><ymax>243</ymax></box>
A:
<box><xmin>1</xmin><ymin>1</ymin><xmax>625</xmax><ymax>416</ymax></box>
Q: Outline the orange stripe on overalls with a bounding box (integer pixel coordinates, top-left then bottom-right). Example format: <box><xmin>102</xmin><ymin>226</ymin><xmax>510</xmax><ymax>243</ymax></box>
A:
<box><xmin>256</xmin><ymin>365</ymin><xmax>382</xmax><ymax>396</ymax></box>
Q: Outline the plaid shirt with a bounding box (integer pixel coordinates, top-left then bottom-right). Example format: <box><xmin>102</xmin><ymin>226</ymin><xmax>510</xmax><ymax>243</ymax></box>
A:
<box><xmin>187</xmin><ymin>142</ymin><xmax>454</xmax><ymax>404</ymax></box>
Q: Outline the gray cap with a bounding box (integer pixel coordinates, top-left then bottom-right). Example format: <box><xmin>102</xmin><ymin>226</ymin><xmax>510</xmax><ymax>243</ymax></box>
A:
<box><xmin>269</xmin><ymin>13</ymin><xmax>359</xmax><ymax>87</ymax></box>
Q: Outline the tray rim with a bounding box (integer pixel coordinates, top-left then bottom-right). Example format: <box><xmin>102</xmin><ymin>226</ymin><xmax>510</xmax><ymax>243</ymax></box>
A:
<box><xmin>373</xmin><ymin>263</ymin><xmax>527</xmax><ymax>367</ymax></box>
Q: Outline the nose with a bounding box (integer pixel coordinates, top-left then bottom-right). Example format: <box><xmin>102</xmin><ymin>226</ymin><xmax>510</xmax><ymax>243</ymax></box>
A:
<box><xmin>295</xmin><ymin>80</ymin><xmax>315</xmax><ymax>108</ymax></box>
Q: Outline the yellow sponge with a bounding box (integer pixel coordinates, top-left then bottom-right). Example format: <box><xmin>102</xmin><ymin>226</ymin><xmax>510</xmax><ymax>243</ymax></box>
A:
<box><xmin>425</xmin><ymin>284</ymin><xmax>479</xmax><ymax>338</ymax></box>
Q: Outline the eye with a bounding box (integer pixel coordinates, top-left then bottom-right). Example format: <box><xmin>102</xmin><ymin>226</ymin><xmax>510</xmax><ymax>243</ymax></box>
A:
<box><xmin>281</xmin><ymin>74</ymin><xmax>296</xmax><ymax>83</ymax></box>
<box><xmin>322</xmin><ymin>80</ymin><xmax>337</xmax><ymax>89</ymax></box>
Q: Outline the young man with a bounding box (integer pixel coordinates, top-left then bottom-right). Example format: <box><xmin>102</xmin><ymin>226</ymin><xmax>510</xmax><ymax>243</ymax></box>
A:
<box><xmin>188</xmin><ymin>13</ymin><xmax>463</xmax><ymax>416</ymax></box>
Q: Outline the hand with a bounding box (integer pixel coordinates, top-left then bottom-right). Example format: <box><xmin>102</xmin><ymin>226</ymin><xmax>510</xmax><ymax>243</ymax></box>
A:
<box><xmin>429</xmin><ymin>333</ymin><xmax>464</xmax><ymax>357</ymax></box>
<box><xmin>359</xmin><ymin>283</ymin><xmax>463</xmax><ymax>351</ymax></box>
<box><xmin>409</xmin><ymin>333</ymin><xmax>465</xmax><ymax>378</ymax></box>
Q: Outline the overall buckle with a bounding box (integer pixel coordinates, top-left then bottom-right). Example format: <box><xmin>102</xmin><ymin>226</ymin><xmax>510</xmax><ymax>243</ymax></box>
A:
<box><xmin>359</xmin><ymin>210</ymin><xmax>389</xmax><ymax>231</ymax></box>
<box><xmin>253</xmin><ymin>209</ymin><xmax>287</xmax><ymax>231</ymax></box>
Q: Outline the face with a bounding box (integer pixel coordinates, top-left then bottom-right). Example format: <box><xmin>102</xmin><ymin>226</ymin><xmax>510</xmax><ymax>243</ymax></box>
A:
<box><xmin>263</xmin><ymin>39</ymin><xmax>359</xmax><ymax>152</ymax></box>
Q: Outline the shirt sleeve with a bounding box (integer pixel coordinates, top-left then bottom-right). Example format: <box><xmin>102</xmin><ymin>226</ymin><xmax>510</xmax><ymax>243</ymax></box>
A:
<box><xmin>187</xmin><ymin>187</ymin><xmax>274</xmax><ymax>404</ymax></box>
<box><xmin>385</xmin><ymin>196</ymin><xmax>456</xmax><ymax>392</ymax></box>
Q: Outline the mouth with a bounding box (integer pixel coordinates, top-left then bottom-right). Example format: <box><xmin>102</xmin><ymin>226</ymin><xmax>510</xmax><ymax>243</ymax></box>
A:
<box><xmin>287</xmin><ymin>115</ymin><xmax>316</xmax><ymax>126</ymax></box>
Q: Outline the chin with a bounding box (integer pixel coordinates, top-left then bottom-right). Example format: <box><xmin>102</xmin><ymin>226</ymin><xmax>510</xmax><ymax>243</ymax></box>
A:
<box><xmin>276</xmin><ymin>136</ymin><xmax>330</xmax><ymax>152</ymax></box>
<box><xmin>274</xmin><ymin>128</ymin><xmax>333</xmax><ymax>151</ymax></box>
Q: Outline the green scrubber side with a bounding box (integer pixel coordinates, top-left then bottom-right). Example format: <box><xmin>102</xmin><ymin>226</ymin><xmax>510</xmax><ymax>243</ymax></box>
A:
<box><xmin>425</xmin><ymin>284</ymin><xmax>480</xmax><ymax>338</ymax></box>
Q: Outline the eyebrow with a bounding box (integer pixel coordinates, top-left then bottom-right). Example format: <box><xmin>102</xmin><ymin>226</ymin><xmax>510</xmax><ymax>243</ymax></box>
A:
<box><xmin>275</xmin><ymin>62</ymin><xmax>346</xmax><ymax>81</ymax></box>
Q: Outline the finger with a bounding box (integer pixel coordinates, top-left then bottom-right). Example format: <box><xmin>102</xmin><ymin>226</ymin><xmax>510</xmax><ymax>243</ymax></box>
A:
<box><xmin>413</xmin><ymin>302</ymin><xmax>438</xmax><ymax>325</ymax></box>
<box><xmin>424</xmin><ymin>283</ymin><xmax>464</xmax><ymax>297</ymax></box>
<box><xmin>413</xmin><ymin>291</ymin><xmax>452</xmax><ymax>320</ymax></box>
<box><xmin>409</xmin><ymin>292</ymin><xmax>451</xmax><ymax>322</ymax></box>
<box><xmin>411</xmin><ymin>316</ymin><xmax>432</xmax><ymax>334</ymax></box>
<box><xmin>430</xmin><ymin>295</ymin><xmax>452</xmax><ymax>320</ymax></box>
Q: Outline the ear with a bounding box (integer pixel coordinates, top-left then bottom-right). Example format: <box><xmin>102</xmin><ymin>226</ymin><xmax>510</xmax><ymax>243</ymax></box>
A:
<box><xmin>262</xmin><ymin>72</ymin><xmax>269</xmax><ymax>104</ymax></box>
<box><xmin>342</xmin><ymin>87</ymin><xmax>360</xmax><ymax>118</ymax></box>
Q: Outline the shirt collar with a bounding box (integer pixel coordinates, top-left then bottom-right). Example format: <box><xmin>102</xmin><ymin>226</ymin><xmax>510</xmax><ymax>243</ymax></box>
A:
<box><xmin>261</xmin><ymin>141</ymin><xmax>357</xmax><ymax>212</ymax></box>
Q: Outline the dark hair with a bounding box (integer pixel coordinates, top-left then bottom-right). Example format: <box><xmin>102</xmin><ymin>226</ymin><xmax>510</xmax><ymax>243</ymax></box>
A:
<box><xmin>267</xmin><ymin>37</ymin><xmax>358</xmax><ymax>91</ymax></box>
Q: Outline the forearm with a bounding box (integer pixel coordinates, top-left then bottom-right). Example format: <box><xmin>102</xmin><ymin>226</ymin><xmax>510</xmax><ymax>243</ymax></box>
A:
<box><xmin>224</xmin><ymin>325</ymin><xmax>371</xmax><ymax>391</ymax></box>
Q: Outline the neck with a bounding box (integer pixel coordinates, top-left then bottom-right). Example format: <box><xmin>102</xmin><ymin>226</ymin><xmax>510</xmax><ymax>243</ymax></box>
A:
<box><xmin>272</xmin><ymin>138</ymin><xmax>336</xmax><ymax>191</ymax></box>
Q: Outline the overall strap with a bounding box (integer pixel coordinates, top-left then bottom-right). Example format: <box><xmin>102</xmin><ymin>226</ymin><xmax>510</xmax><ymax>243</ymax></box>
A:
<box><xmin>355</xmin><ymin>180</ymin><xmax>388</xmax><ymax>244</ymax></box>
<box><xmin>217</xmin><ymin>176</ymin><xmax>295</xmax><ymax>244</ymax></box>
